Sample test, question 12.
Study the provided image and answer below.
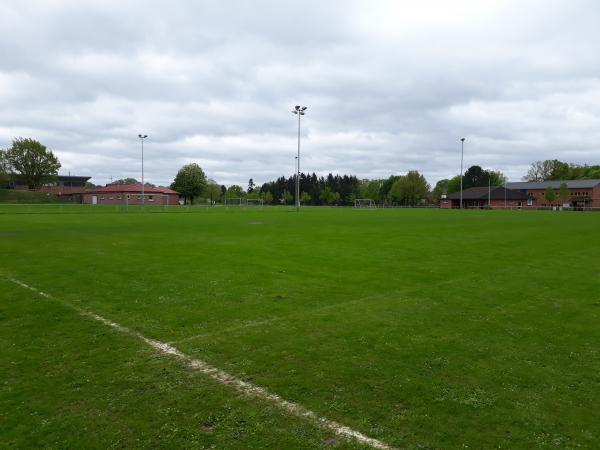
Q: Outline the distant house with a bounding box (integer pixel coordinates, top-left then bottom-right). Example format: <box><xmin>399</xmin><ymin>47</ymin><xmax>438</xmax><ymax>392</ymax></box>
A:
<box><xmin>440</xmin><ymin>186</ymin><xmax>528</xmax><ymax>209</ymax></box>
<box><xmin>83</xmin><ymin>184</ymin><xmax>179</xmax><ymax>206</ymax></box>
<box><xmin>2</xmin><ymin>175</ymin><xmax>92</xmax><ymax>203</ymax></box>
<box><xmin>506</xmin><ymin>179</ymin><xmax>600</xmax><ymax>208</ymax></box>
<box><xmin>5</xmin><ymin>175</ymin><xmax>91</xmax><ymax>193</ymax></box>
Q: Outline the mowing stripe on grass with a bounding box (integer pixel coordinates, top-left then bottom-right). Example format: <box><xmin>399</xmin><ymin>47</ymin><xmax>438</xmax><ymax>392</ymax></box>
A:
<box><xmin>6</xmin><ymin>276</ymin><xmax>396</xmax><ymax>450</ymax></box>
<box><xmin>170</xmin><ymin>296</ymin><xmax>374</xmax><ymax>345</ymax></box>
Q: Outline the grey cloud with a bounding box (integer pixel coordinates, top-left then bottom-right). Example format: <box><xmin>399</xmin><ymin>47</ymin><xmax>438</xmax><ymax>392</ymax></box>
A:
<box><xmin>1</xmin><ymin>0</ymin><xmax>599</xmax><ymax>187</ymax></box>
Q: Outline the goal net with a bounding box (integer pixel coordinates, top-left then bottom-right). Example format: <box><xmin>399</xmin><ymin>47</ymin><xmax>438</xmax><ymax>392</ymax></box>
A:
<box><xmin>246</xmin><ymin>198</ymin><xmax>264</xmax><ymax>207</ymax></box>
<box><xmin>354</xmin><ymin>198</ymin><xmax>376</xmax><ymax>208</ymax></box>
<box><xmin>224</xmin><ymin>197</ymin><xmax>243</xmax><ymax>207</ymax></box>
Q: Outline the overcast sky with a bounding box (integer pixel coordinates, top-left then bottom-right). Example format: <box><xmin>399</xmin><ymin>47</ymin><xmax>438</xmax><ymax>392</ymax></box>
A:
<box><xmin>1</xmin><ymin>0</ymin><xmax>599</xmax><ymax>187</ymax></box>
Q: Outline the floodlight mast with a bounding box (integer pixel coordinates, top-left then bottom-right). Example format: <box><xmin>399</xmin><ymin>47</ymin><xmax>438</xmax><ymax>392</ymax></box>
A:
<box><xmin>138</xmin><ymin>134</ymin><xmax>148</xmax><ymax>207</ymax></box>
<box><xmin>292</xmin><ymin>105</ymin><xmax>307</xmax><ymax>211</ymax></box>
<box><xmin>460</xmin><ymin>138</ymin><xmax>465</xmax><ymax>209</ymax></box>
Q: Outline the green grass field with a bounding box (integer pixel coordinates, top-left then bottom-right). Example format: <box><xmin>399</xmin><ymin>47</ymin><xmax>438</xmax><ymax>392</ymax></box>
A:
<box><xmin>2</xmin><ymin>206</ymin><xmax>599</xmax><ymax>449</ymax></box>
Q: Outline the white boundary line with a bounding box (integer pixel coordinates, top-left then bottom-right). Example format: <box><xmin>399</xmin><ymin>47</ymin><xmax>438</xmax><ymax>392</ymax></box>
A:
<box><xmin>6</xmin><ymin>276</ymin><xmax>396</xmax><ymax>450</ymax></box>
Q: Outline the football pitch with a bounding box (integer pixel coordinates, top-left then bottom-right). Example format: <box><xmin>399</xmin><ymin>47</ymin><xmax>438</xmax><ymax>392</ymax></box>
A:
<box><xmin>1</xmin><ymin>206</ymin><xmax>599</xmax><ymax>449</ymax></box>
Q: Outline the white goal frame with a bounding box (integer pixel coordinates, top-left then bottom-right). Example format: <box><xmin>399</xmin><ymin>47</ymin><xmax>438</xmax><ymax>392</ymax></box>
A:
<box><xmin>224</xmin><ymin>197</ymin><xmax>243</xmax><ymax>207</ymax></box>
<box><xmin>354</xmin><ymin>198</ymin><xmax>376</xmax><ymax>208</ymax></box>
<box><xmin>245</xmin><ymin>198</ymin><xmax>264</xmax><ymax>207</ymax></box>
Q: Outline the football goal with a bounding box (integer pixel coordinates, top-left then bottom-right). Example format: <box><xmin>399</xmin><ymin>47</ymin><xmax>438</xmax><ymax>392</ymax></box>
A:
<box><xmin>246</xmin><ymin>198</ymin><xmax>264</xmax><ymax>207</ymax></box>
<box><xmin>354</xmin><ymin>198</ymin><xmax>376</xmax><ymax>208</ymax></box>
<box><xmin>224</xmin><ymin>197</ymin><xmax>243</xmax><ymax>207</ymax></box>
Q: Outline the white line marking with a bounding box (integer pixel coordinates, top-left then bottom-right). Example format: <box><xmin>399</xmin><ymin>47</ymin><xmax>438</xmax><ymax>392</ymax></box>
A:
<box><xmin>6</xmin><ymin>277</ymin><xmax>396</xmax><ymax>450</ymax></box>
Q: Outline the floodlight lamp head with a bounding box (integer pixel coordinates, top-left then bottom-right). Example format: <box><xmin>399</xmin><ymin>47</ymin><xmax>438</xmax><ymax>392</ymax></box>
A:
<box><xmin>461</xmin><ymin>137</ymin><xmax>465</xmax><ymax>142</ymax></box>
<box><xmin>299</xmin><ymin>112</ymin><xmax>305</xmax><ymax>115</ymax></box>
<box><xmin>292</xmin><ymin>110</ymin><xmax>298</xmax><ymax>114</ymax></box>
<box><xmin>301</xmin><ymin>106</ymin><xmax>307</xmax><ymax>111</ymax></box>
<box><xmin>295</xmin><ymin>105</ymin><xmax>301</xmax><ymax>111</ymax></box>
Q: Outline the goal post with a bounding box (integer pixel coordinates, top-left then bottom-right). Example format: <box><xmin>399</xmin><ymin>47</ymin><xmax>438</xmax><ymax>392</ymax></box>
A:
<box><xmin>245</xmin><ymin>198</ymin><xmax>264</xmax><ymax>207</ymax></box>
<box><xmin>224</xmin><ymin>197</ymin><xmax>243</xmax><ymax>207</ymax></box>
<box><xmin>354</xmin><ymin>198</ymin><xmax>376</xmax><ymax>208</ymax></box>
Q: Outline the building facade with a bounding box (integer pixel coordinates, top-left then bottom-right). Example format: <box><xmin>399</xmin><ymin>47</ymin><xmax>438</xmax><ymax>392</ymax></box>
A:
<box><xmin>441</xmin><ymin>180</ymin><xmax>600</xmax><ymax>209</ymax></box>
<box><xmin>5</xmin><ymin>175</ymin><xmax>91</xmax><ymax>194</ymax></box>
<box><xmin>506</xmin><ymin>180</ymin><xmax>600</xmax><ymax>208</ymax></box>
<box><xmin>440</xmin><ymin>186</ymin><xmax>529</xmax><ymax>209</ymax></box>
<box><xmin>83</xmin><ymin>185</ymin><xmax>180</xmax><ymax>206</ymax></box>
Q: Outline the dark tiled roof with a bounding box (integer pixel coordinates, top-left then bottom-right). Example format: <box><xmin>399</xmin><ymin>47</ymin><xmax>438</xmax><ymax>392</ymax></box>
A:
<box><xmin>57</xmin><ymin>175</ymin><xmax>91</xmax><ymax>182</ymax></box>
<box><xmin>446</xmin><ymin>186</ymin><xmax>528</xmax><ymax>200</ymax></box>
<box><xmin>88</xmin><ymin>184</ymin><xmax>179</xmax><ymax>195</ymax></box>
<box><xmin>506</xmin><ymin>179</ymin><xmax>600</xmax><ymax>190</ymax></box>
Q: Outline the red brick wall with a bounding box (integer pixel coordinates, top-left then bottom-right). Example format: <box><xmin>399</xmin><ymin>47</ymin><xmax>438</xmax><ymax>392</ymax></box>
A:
<box><xmin>592</xmin><ymin>185</ymin><xmax>600</xmax><ymax>207</ymax></box>
<box><xmin>41</xmin><ymin>186</ymin><xmax>86</xmax><ymax>195</ymax></box>
<box><xmin>83</xmin><ymin>192</ymin><xmax>179</xmax><ymax>205</ymax></box>
<box><xmin>525</xmin><ymin>188</ymin><xmax>595</xmax><ymax>207</ymax></box>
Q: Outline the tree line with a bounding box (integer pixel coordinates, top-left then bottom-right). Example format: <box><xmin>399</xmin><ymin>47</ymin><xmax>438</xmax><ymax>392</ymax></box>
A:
<box><xmin>523</xmin><ymin>159</ymin><xmax>600</xmax><ymax>181</ymax></box>
<box><xmin>2</xmin><ymin>138</ymin><xmax>599</xmax><ymax>205</ymax></box>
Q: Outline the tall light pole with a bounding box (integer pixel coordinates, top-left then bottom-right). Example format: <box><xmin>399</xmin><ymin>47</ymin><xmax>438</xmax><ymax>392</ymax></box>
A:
<box><xmin>138</xmin><ymin>134</ymin><xmax>148</xmax><ymax>207</ymax></box>
<box><xmin>460</xmin><ymin>137</ymin><xmax>466</xmax><ymax>209</ymax></box>
<box><xmin>292</xmin><ymin>105</ymin><xmax>307</xmax><ymax>211</ymax></box>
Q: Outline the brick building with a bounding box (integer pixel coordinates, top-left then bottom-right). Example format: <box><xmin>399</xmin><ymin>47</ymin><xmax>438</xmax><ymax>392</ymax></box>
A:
<box><xmin>83</xmin><ymin>185</ymin><xmax>180</xmax><ymax>206</ymax></box>
<box><xmin>440</xmin><ymin>186</ymin><xmax>528</xmax><ymax>209</ymax></box>
<box><xmin>506</xmin><ymin>179</ymin><xmax>600</xmax><ymax>208</ymax></box>
<box><xmin>2</xmin><ymin>175</ymin><xmax>91</xmax><ymax>202</ymax></box>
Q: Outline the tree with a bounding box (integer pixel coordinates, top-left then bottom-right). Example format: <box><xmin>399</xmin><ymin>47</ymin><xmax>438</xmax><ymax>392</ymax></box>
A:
<box><xmin>462</xmin><ymin>165</ymin><xmax>486</xmax><ymax>189</ymax></box>
<box><xmin>110</xmin><ymin>177</ymin><xmax>139</xmax><ymax>185</ymax></box>
<box><xmin>380</xmin><ymin>175</ymin><xmax>401</xmax><ymax>200</ymax></box>
<box><xmin>558</xmin><ymin>182</ymin><xmax>570</xmax><ymax>205</ymax></box>
<box><xmin>319</xmin><ymin>186</ymin><xmax>340</xmax><ymax>205</ymax></box>
<box><xmin>2</xmin><ymin>138</ymin><xmax>61</xmax><ymax>189</ymax></box>
<box><xmin>445</xmin><ymin>175</ymin><xmax>462</xmax><ymax>195</ymax></box>
<box><xmin>0</xmin><ymin>150</ymin><xmax>10</xmax><ymax>185</ymax></box>
<box><xmin>523</xmin><ymin>159</ymin><xmax>570</xmax><ymax>181</ymax></box>
<box><xmin>432</xmin><ymin>179</ymin><xmax>449</xmax><ymax>201</ymax></box>
<box><xmin>388</xmin><ymin>171</ymin><xmax>430</xmax><ymax>205</ymax></box>
<box><xmin>281</xmin><ymin>189</ymin><xmax>293</xmax><ymax>204</ymax></box>
<box><xmin>358</xmin><ymin>179</ymin><xmax>383</xmax><ymax>201</ymax></box>
<box><xmin>548</xmin><ymin>160</ymin><xmax>570</xmax><ymax>180</ymax></box>
<box><xmin>544</xmin><ymin>186</ymin><xmax>556</xmax><ymax>205</ymax></box>
<box><xmin>488</xmin><ymin>170</ymin><xmax>506</xmax><ymax>187</ymax></box>
<box><xmin>170</xmin><ymin>163</ymin><xmax>207</xmax><ymax>204</ymax></box>
<box><xmin>261</xmin><ymin>191</ymin><xmax>273</xmax><ymax>204</ymax></box>
<box><xmin>300</xmin><ymin>191</ymin><xmax>311</xmax><ymax>204</ymax></box>
<box><xmin>225</xmin><ymin>185</ymin><xmax>244</xmax><ymax>198</ymax></box>
<box><xmin>206</xmin><ymin>182</ymin><xmax>222</xmax><ymax>204</ymax></box>
<box><xmin>524</xmin><ymin>161</ymin><xmax>552</xmax><ymax>181</ymax></box>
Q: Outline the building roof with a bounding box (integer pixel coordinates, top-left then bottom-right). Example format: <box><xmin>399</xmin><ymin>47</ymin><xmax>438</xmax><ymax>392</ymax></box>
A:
<box><xmin>57</xmin><ymin>175</ymin><xmax>92</xmax><ymax>182</ymax></box>
<box><xmin>88</xmin><ymin>184</ymin><xmax>179</xmax><ymax>195</ymax></box>
<box><xmin>506</xmin><ymin>179</ymin><xmax>600</xmax><ymax>190</ymax></box>
<box><xmin>446</xmin><ymin>186</ymin><xmax>528</xmax><ymax>200</ymax></box>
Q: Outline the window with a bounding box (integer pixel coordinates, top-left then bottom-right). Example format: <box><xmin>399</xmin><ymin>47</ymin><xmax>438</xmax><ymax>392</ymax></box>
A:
<box><xmin>109</xmin><ymin>196</ymin><xmax>113</xmax><ymax>200</ymax></box>
<box><xmin>127</xmin><ymin>195</ymin><xmax>131</xmax><ymax>199</ymax></box>
<box><xmin>148</xmin><ymin>195</ymin><xmax>153</xmax><ymax>201</ymax></box>
<box><xmin>117</xmin><ymin>196</ymin><xmax>122</xmax><ymax>199</ymax></box>
<box><xmin>100</xmin><ymin>196</ymin><xmax>104</xmax><ymax>200</ymax></box>
<box><xmin>137</xmin><ymin>196</ymin><xmax>141</xmax><ymax>199</ymax></box>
